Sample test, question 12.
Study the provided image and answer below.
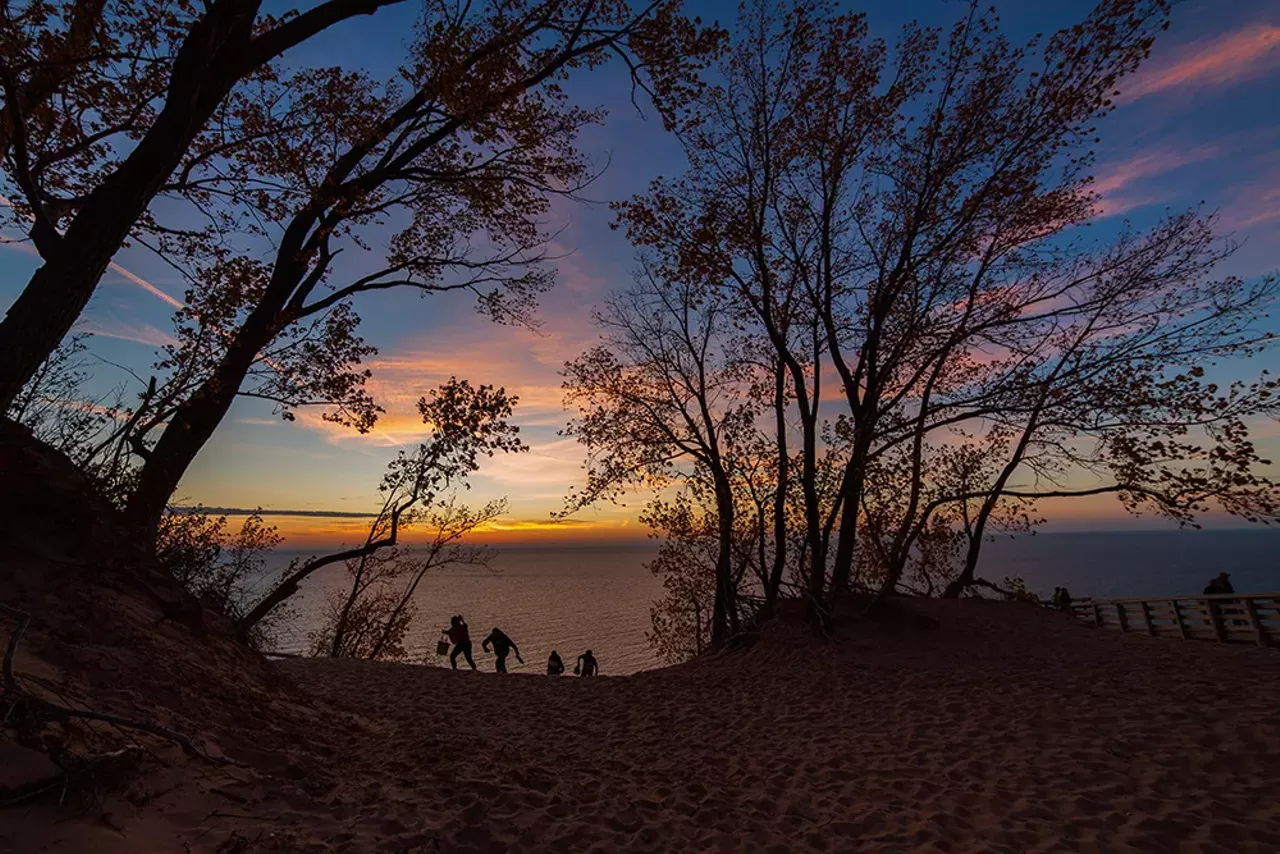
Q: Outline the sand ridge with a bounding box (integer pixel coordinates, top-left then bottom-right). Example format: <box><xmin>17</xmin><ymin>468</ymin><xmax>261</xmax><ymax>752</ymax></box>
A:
<box><xmin>255</xmin><ymin>601</ymin><xmax>1279</xmax><ymax>852</ymax></box>
<box><xmin>5</xmin><ymin>599</ymin><xmax>1280</xmax><ymax>852</ymax></box>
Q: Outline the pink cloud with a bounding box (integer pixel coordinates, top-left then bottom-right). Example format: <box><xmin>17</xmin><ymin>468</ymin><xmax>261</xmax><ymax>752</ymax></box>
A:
<box><xmin>77</xmin><ymin>316</ymin><xmax>177</xmax><ymax>348</ymax></box>
<box><xmin>291</xmin><ymin>325</ymin><xmax>579</xmax><ymax>447</ymax></box>
<box><xmin>1090</xmin><ymin>146</ymin><xmax>1219</xmax><ymax>217</ymax></box>
<box><xmin>1121</xmin><ymin>23</ymin><xmax>1280</xmax><ymax>101</ymax></box>
<box><xmin>1229</xmin><ymin>184</ymin><xmax>1280</xmax><ymax>229</ymax></box>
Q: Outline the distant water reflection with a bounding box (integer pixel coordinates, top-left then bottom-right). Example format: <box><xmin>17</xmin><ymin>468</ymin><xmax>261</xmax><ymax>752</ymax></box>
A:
<box><xmin>258</xmin><ymin>530</ymin><xmax>1280</xmax><ymax>675</ymax></box>
<box><xmin>263</xmin><ymin>545</ymin><xmax>665</xmax><ymax>675</ymax></box>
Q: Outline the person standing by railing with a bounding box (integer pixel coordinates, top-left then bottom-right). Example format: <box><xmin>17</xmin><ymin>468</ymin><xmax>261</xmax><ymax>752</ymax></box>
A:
<box><xmin>1205</xmin><ymin>572</ymin><xmax>1245</xmax><ymax>627</ymax></box>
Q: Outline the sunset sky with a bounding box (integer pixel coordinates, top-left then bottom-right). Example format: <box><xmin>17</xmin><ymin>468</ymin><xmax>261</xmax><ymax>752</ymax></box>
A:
<box><xmin>3</xmin><ymin>0</ymin><xmax>1279</xmax><ymax>547</ymax></box>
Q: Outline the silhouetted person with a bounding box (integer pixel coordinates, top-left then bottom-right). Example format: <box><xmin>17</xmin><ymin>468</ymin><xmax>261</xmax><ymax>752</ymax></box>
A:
<box><xmin>547</xmin><ymin>650</ymin><xmax>565</xmax><ymax>676</ymax></box>
<box><xmin>1056</xmin><ymin>587</ymin><xmax>1073</xmax><ymax>612</ymax></box>
<box><xmin>1208</xmin><ymin>572</ymin><xmax>1245</xmax><ymax>627</ymax></box>
<box><xmin>1203</xmin><ymin>576</ymin><xmax>1223</xmax><ymax>595</ymax></box>
<box><xmin>575</xmin><ymin>649</ymin><xmax>598</xmax><ymax>677</ymax></box>
<box><xmin>444</xmin><ymin>615</ymin><xmax>476</xmax><ymax>671</ymax></box>
<box><xmin>482</xmin><ymin>627</ymin><xmax>523</xmax><ymax>673</ymax></box>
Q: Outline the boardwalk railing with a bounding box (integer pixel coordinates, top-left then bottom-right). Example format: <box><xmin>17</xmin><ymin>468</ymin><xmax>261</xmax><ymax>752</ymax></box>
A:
<box><xmin>1069</xmin><ymin>593</ymin><xmax>1280</xmax><ymax>647</ymax></box>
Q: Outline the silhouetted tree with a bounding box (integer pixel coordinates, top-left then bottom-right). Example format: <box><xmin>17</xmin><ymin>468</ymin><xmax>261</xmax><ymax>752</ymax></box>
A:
<box><xmin>313</xmin><ymin>497</ymin><xmax>505</xmax><ymax>661</ymax></box>
<box><xmin>113</xmin><ymin>0</ymin><xmax>716</xmax><ymax>537</ymax></box>
<box><xmin>155</xmin><ymin>505</ymin><xmax>286</xmax><ymax>647</ymax></box>
<box><xmin>235</xmin><ymin>378</ymin><xmax>525</xmax><ymax>639</ymax></box>
<box><xmin>0</xmin><ymin>0</ymin><xmax>411</xmax><ymax>407</ymax></box>
<box><xmin>614</xmin><ymin>0</ymin><xmax>1278</xmax><ymax>616</ymax></box>
<box><xmin>563</xmin><ymin>263</ymin><xmax>759</xmax><ymax>647</ymax></box>
<box><xmin>7</xmin><ymin>333</ymin><xmax>114</xmax><ymax>454</ymax></box>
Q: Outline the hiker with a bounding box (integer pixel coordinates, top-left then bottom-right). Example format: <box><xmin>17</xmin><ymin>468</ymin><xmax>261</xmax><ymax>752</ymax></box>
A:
<box><xmin>444</xmin><ymin>615</ymin><xmax>476</xmax><ymax>671</ymax></box>
<box><xmin>547</xmin><ymin>650</ymin><xmax>565</xmax><ymax>676</ymax></box>
<box><xmin>1057</xmin><ymin>587</ymin><xmax>1073</xmax><ymax>612</ymax></box>
<box><xmin>575</xmin><ymin>649</ymin><xmax>598</xmax><ymax>677</ymax></box>
<box><xmin>482</xmin><ymin>627</ymin><xmax>523</xmax><ymax>673</ymax></box>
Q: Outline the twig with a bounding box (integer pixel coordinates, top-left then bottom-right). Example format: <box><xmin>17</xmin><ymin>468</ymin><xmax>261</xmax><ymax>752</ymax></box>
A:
<box><xmin>0</xmin><ymin>779</ymin><xmax>63</xmax><ymax>808</ymax></box>
<box><xmin>0</xmin><ymin>603</ymin><xmax>228</xmax><ymax>766</ymax></box>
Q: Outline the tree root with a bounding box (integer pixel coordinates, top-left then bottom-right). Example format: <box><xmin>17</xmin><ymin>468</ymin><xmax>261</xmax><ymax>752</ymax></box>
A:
<box><xmin>1</xmin><ymin>602</ymin><xmax>229</xmax><ymax>766</ymax></box>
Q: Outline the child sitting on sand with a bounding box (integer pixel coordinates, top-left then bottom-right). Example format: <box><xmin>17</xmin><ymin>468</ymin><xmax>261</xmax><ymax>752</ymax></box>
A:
<box><xmin>444</xmin><ymin>615</ymin><xmax>476</xmax><ymax>671</ymax></box>
<box><xmin>547</xmin><ymin>650</ymin><xmax>565</xmax><ymax>676</ymax></box>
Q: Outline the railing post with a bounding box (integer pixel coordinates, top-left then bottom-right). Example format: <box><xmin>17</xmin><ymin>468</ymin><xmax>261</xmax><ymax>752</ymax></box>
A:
<box><xmin>1243</xmin><ymin>598</ymin><xmax>1268</xmax><ymax>647</ymax></box>
<box><xmin>1205</xmin><ymin>597</ymin><xmax>1226</xmax><ymax>643</ymax></box>
<box><xmin>1140</xmin><ymin>601</ymin><xmax>1155</xmax><ymax>636</ymax></box>
<box><xmin>1170</xmin><ymin>600</ymin><xmax>1188</xmax><ymax>640</ymax></box>
<box><xmin>1115</xmin><ymin>603</ymin><xmax>1129</xmax><ymax>633</ymax></box>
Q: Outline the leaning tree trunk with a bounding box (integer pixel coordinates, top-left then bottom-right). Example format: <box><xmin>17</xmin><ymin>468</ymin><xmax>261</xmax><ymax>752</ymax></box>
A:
<box><xmin>942</xmin><ymin>507</ymin><xmax>994</xmax><ymax>599</ymax></box>
<box><xmin>124</xmin><ymin>314</ymin><xmax>276</xmax><ymax>537</ymax></box>
<box><xmin>0</xmin><ymin>3</ymin><xmax>261</xmax><ymax>408</ymax></box>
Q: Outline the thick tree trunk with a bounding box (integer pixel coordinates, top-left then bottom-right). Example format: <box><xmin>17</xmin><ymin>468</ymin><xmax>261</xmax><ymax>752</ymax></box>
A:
<box><xmin>125</xmin><ymin>317</ymin><xmax>274</xmax><ymax>536</ymax></box>
<box><xmin>830</xmin><ymin>465</ymin><xmax>861</xmax><ymax>594</ymax></box>
<box><xmin>800</xmin><ymin>414</ymin><xmax>826</xmax><ymax>614</ymax></box>
<box><xmin>0</xmin><ymin>3</ymin><xmax>262</xmax><ymax>408</ymax></box>
<box><xmin>832</xmin><ymin>427</ymin><xmax>875</xmax><ymax>595</ymax></box>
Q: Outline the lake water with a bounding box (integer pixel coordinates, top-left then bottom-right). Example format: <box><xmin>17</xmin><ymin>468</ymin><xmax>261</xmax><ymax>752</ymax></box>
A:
<box><xmin>260</xmin><ymin>530</ymin><xmax>1280</xmax><ymax>674</ymax></box>
<box><xmin>263</xmin><ymin>545</ymin><xmax>667</xmax><ymax>675</ymax></box>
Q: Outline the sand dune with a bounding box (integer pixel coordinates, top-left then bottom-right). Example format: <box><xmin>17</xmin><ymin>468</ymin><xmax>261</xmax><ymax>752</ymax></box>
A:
<box><xmin>6</xmin><ymin>407</ymin><xmax>1279</xmax><ymax>852</ymax></box>
<box><xmin>258</xmin><ymin>601</ymin><xmax>1280</xmax><ymax>853</ymax></box>
<box><xmin>15</xmin><ymin>597</ymin><xmax>1278</xmax><ymax>853</ymax></box>
<box><xmin>3</xmin><ymin>602</ymin><xmax>1278</xmax><ymax>852</ymax></box>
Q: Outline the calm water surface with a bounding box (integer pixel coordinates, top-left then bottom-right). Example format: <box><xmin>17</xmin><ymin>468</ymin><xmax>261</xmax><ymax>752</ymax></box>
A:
<box><xmin>264</xmin><ymin>545</ymin><xmax>665</xmax><ymax>675</ymax></box>
<box><xmin>260</xmin><ymin>530</ymin><xmax>1280</xmax><ymax>674</ymax></box>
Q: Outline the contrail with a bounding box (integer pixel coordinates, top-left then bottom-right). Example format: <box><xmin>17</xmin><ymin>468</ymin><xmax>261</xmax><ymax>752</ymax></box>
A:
<box><xmin>0</xmin><ymin>194</ymin><xmax>184</xmax><ymax>309</ymax></box>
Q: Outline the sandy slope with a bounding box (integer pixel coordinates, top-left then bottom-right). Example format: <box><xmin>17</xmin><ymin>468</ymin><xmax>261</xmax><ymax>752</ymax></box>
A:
<box><xmin>267</xmin><ymin>601</ymin><xmax>1280</xmax><ymax>853</ymax></box>
<box><xmin>14</xmin><ymin>598</ymin><xmax>1279</xmax><ymax>853</ymax></box>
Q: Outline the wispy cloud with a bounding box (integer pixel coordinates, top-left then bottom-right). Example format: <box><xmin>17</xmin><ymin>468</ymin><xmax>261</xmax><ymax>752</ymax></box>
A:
<box><xmin>1121</xmin><ymin>23</ymin><xmax>1280</xmax><ymax>102</ymax></box>
<box><xmin>293</xmin><ymin>290</ymin><xmax>605</xmax><ymax>446</ymax></box>
<box><xmin>1226</xmin><ymin>176</ymin><xmax>1280</xmax><ymax>230</ymax></box>
<box><xmin>77</xmin><ymin>315</ymin><xmax>177</xmax><ymax>348</ymax></box>
<box><xmin>1090</xmin><ymin>145</ymin><xmax>1219</xmax><ymax>216</ymax></box>
<box><xmin>1</xmin><ymin>194</ymin><xmax>183</xmax><ymax>309</ymax></box>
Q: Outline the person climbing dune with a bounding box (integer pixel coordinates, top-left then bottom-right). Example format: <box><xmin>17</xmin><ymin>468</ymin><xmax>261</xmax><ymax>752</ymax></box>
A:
<box><xmin>482</xmin><ymin>627</ymin><xmax>523</xmax><ymax>673</ymax></box>
<box><xmin>444</xmin><ymin>615</ymin><xmax>476</xmax><ymax>671</ymax></box>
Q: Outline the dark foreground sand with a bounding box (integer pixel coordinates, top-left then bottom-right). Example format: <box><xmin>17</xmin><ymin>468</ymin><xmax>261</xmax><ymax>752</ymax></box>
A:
<box><xmin>8</xmin><ymin>598</ymin><xmax>1279</xmax><ymax>853</ymax></box>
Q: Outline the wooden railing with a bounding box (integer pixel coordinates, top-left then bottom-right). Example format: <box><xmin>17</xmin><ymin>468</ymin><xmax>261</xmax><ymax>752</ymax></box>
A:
<box><xmin>1068</xmin><ymin>593</ymin><xmax>1280</xmax><ymax>647</ymax></box>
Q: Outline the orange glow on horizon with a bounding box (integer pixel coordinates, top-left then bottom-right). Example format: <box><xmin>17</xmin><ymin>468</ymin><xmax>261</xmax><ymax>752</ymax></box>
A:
<box><xmin>258</xmin><ymin>513</ymin><xmax>651</xmax><ymax>550</ymax></box>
